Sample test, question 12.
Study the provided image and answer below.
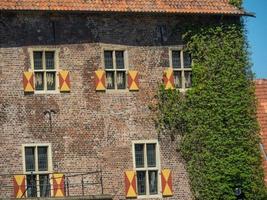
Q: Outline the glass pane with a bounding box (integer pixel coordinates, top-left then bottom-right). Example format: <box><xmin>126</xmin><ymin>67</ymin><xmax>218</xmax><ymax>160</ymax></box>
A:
<box><xmin>174</xmin><ymin>71</ymin><xmax>182</xmax><ymax>88</ymax></box>
<box><xmin>147</xmin><ymin>144</ymin><xmax>156</xmax><ymax>167</ymax></box>
<box><xmin>35</xmin><ymin>72</ymin><xmax>44</xmax><ymax>90</ymax></box>
<box><xmin>135</xmin><ymin>144</ymin><xmax>144</xmax><ymax>168</ymax></box>
<box><xmin>137</xmin><ymin>171</ymin><xmax>146</xmax><ymax>195</ymax></box>
<box><xmin>25</xmin><ymin>147</ymin><xmax>35</xmax><ymax>172</ymax></box>
<box><xmin>104</xmin><ymin>51</ymin><xmax>113</xmax><ymax>69</ymax></box>
<box><xmin>184</xmin><ymin>52</ymin><xmax>192</xmax><ymax>68</ymax></box>
<box><xmin>34</xmin><ymin>51</ymin><xmax>43</xmax><ymax>70</ymax></box>
<box><xmin>149</xmin><ymin>171</ymin><xmax>158</xmax><ymax>195</ymax></box>
<box><xmin>106</xmin><ymin>71</ymin><xmax>115</xmax><ymax>89</ymax></box>
<box><xmin>185</xmin><ymin>71</ymin><xmax>192</xmax><ymax>88</ymax></box>
<box><xmin>46</xmin><ymin>72</ymin><xmax>56</xmax><ymax>91</ymax></box>
<box><xmin>45</xmin><ymin>52</ymin><xmax>55</xmax><ymax>69</ymax></box>
<box><xmin>115</xmin><ymin>51</ymin><xmax>125</xmax><ymax>69</ymax></box>
<box><xmin>38</xmin><ymin>147</ymin><xmax>48</xmax><ymax>171</ymax></box>
<box><xmin>172</xmin><ymin>50</ymin><xmax>181</xmax><ymax>68</ymax></box>
<box><xmin>39</xmin><ymin>174</ymin><xmax>51</xmax><ymax>197</ymax></box>
<box><xmin>26</xmin><ymin>175</ymin><xmax>37</xmax><ymax>197</ymax></box>
<box><xmin>117</xmin><ymin>71</ymin><xmax>126</xmax><ymax>89</ymax></box>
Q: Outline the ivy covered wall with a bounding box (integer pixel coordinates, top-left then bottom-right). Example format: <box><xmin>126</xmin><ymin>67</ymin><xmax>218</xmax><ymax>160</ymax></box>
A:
<box><xmin>154</xmin><ymin>1</ymin><xmax>267</xmax><ymax>199</ymax></box>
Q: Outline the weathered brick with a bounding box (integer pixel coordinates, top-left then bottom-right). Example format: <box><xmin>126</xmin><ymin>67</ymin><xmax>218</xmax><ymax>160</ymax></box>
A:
<box><xmin>0</xmin><ymin>11</ymin><xmax>238</xmax><ymax>199</ymax></box>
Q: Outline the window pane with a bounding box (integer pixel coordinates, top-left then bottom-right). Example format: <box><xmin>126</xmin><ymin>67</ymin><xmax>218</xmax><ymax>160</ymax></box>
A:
<box><xmin>34</xmin><ymin>52</ymin><xmax>43</xmax><ymax>70</ymax></box>
<box><xmin>174</xmin><ymin>71</ymin><xmax>182</xmax><ymax>88</ymax></box>
<box><xmin>172</xmin><ymin>51</ymin><xmax>181</xmax><ymax>68</ymax></box>
<box><xmin>149</xmin><ymin>171</ymin><xmax>158</xmax><ymax>195</ymax></box>
<box><xmin>26</xmin><ymin>175</ymin><xmax>37</xmax><ymax>197</ymax></box>
<box><xmin>45</xmin><ymin>52</ymin><xmax>55</xmax><ymax>69</ymax></box>
<box><xmin>39</xmin><ymin>174</ymin><xmax>51</xmax><ymax>197</ymax></box>
<box><xmin>46</xmin><ymin>72</ymin><xmax>56</xmax><ymax>91</ymax></box>
<box><xmin>184</xmin><ymin>52</ymin><xmax>192</xmax><ymax>68</ymax></box>
<box><xmin>135</xmin><ymin>144</ymin><xmax>144</xmax><ymax>168</ymax></box>
<box><xmin>38</xmin><ymin>147</ymin><xmax>48</xmax><ymax>171</ymax></box>
<box><xmin>106</xmin><ymin>71</ymin><xmax>115</xmax><ymax>89</ymax></box>
<box><xmin>104</xmin><ymin>51</ymin><xmax>113</xmax><ymax>69</ymax></box>
<box><xmin>25</xmin><ymin>147</ymin><xmax>35</xmax><ymax>172</ymax></box>
<box><xmin>117</xmin><ymin>71</ymin><xmax>126</xmax><ymax>89</ymax></box>
<box><xmin>115</xmin><ymin>51</ymin><xmax>125</xmax><ymax>69</ymax></box>
<box><xmin>147</xmin><ymin>144</ymin><xmax>156</xmax><ymax>167</ymax></box>
<box><xmin>137</xmin><ymin>171</ymin><xmax>146</xmax><ymax>195</ymax></box>
<box><xmin>185</xmin><ymin>71</ymin><xmax>192</xmax><ymax>88</ymax></box>
<box><xmin>35</xmin><ymin>72</ymin><xmax>44</xmax><ymax>90</ymax></box>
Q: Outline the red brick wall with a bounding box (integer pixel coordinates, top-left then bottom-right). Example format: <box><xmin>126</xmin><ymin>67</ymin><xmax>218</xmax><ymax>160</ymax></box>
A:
<box><xmin>255</xmin><ymin>79</ymin><xmax>267</xmax><ymax>184</ymax></box>
<box><xmin>0</xmin><ymin>11</ymin><xmax>237</xmax><ymax>199</ymax></box>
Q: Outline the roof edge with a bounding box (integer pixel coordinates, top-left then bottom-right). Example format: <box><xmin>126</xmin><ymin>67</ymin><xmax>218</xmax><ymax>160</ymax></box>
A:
<box><xmin>255</xmin><ymin>79</ymin><xmax>267</xmax><ymax>84</ymax></box>
<box><xmin>243</xmin><ymin>11</ymin><xmax>256</xmax><ymax>17</ymax></box>
<box><xmin>0</xmin><ymin>9</ymin><xmax>247</xmax><ymax>16</ymax></box>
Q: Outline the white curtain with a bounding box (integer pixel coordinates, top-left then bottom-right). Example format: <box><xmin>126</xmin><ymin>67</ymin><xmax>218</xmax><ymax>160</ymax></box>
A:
<box><xmin>117</xmin><ymin>72</ymin><xmax>124</xmax><ymax>86</ymax></box>
<box><xmin>35</xmin><ymin>73</ymin><xmax>43</xmax><ymax>86</ymax></box>
<box><xmin>47</xmin><ymin>73</ymin><xmax>55</xmax><ymax>86</ymax></box>
<box><xmin>107</xmin><ymin>73</ymin><xmax>114</xmax><ymax>88</ymax></box>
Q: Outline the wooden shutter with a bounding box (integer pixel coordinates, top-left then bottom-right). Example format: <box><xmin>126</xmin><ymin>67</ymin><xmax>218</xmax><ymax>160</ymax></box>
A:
<box><xmin>125</xmin><ymin>171</ymin><xmax>137</xmax><ymax>198</ymax></box>
<box><xmin>53</xmin><ymin>173</ymin><xmax>65</xmax><ymax>197</ymax></box>
<box><xmin>59</xmin><ymin>71</ymin><xmax>70</xmax><ymax>92</ymax></box>
<box><xmin>23</xmin><ymin>72</ymin><xmax>34</xmax><ymax>92</ymax></box>
<box><xmin>163</xmin><ymin>68</ymin><xmax>174</xmax><ymax>90</ymax></box>
<box><xmin>13</xmin><ymin>175</ymin><xmax>26</xmax><ymax>198</ymax></box>
<box><xmin>161</xmin><ymin>169</ymin><xmax>173</xmax><ymax>196</ymax></box>
<box><xmin>95</xmin><ymin>69</ymin><xmax>106</xmax><ymax>91</ymax></box>
<box><xmin>128</xmin><ymin>70</ymin><xmax>139</xmax><ymax>91</ymax></box>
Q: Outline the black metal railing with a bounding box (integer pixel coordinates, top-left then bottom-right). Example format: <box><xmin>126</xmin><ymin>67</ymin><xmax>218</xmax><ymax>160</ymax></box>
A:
<box><xmin>0</xmin><ymin>170</ymin><xmax>104</xmax><ymax>198</ymax></box>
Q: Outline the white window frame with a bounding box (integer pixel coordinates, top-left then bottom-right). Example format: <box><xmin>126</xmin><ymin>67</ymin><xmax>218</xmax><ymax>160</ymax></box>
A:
<box><xmin>169</xmin><ymin>47</ymin><xmax>192</xmax><ymax>92</ymax></box>
<box><xmin>132</xmin><ymin>140</ymin><xmax>162</xmax><ymax>199</ymax></box>
<box><xmin>29</xmin><ymin>48</ymin><xmax>60</xmax><ymax>94</ymax></box>
<box><xmin>101</xmin><ymin>45</ymin><xmax>129</xmax><ymax>92</ymax></box>
<box><xmin>22</xmin><ymin>143</ymin><xmax>53</xmax><ymax>197</ymax></box>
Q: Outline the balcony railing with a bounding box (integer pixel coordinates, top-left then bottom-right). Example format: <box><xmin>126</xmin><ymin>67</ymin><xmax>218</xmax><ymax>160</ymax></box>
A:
<box><xmin>0</xmin><ymin>170</ymin><xmax>104</xmax><ymax>198</ymax></box>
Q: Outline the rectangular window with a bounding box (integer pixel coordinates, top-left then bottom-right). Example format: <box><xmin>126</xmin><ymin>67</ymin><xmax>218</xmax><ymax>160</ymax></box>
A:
<box><xmin>39</xmin><ymin>174</ymin><xmax>50</xmax><ymax>197</ymax></box>
<box><xmin>149</xmin><ymin>171</ymin><xmax>158</xmax><ymax>195</ymax></box>
<box><xmin>26</xmin><ymin>175</ymin><xmax>37</xmax><ymax>197</ymax></box>
<box><xmin>104</xmin><ymin>50</ymin><xmax>127</xmax><ymax>90</ymax></box>
<box><xmin>38</xmin><ymin>147</ymin><xmax>48</xmax><ymax>171</ymax></box>
<box><xmin>133</xmin><ymin>141</ymin><xmax>160</xmax><ymax>197</ymax></box>
<box><xmin>137</xmin><ymin>171</ymin><xmax>146</xmax><ymax>195</ymax></box>
<box><xmin>147</xmin><ymin>144</ymin><xmax>156</xmax><ymax>167</ymax></box>
<box><xmin>135</xmin><ymin>144</ymin><xmax>144</xmax><ymax>168</ymax></box>
<box><xmin>32</xmin><ymin>51</ymin><xmax>57</xmax><ymax>92</ymax></box>
<box><xmin>25</xmin><ymin>147</ymin><xmax>35</xmax><ymax>172</ymax></box>
<box><xmin>170</xmin><ymin>50</ymin><xmax>192</xmax><ymax>90</ymax></box>
<box><xmin>23</xmin><ymin>145</ymin><xmax>52</xmax><ymax>197</ymax></box>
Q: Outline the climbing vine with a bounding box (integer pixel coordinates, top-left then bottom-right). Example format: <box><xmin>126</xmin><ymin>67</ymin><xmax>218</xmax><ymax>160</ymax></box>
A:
<box><xmin>229</xmin><ymin>0</ymin><xmax>243</xmax><ymax>8</ymax></box>
<box><xmin>154</xmin><ymin>2</ymin><xmax>267</xmax><ymax>199</ymax></box>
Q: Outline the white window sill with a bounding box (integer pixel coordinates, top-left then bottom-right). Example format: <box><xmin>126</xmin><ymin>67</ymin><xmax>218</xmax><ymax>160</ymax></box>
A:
<box><xmin>137</xmin><ymin>194</ymin><xmax>162</xmax><ymax>199</ymax></box>
<box><xmin>24</xmin><ymin>171</ymin><xmax>52</xmax><ymax>174</ymax></box>
<box><xmin>105</xmin><ymin>89</ymin><xmax>130</xmax><ymax>93</ymax></box>
<box><xmin>33</xmin><ymin>91</ymin><xmax>60</xmax><ymax>95</ymax></box>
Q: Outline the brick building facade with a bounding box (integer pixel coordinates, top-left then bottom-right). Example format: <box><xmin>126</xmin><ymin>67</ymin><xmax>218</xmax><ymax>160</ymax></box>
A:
<box><xmin>256</xmin><ymin>80</ymin><xmax>267</xmax><ymax>184</ymax></box>
<box><xmin>0</xmin><ymin>1</ymin><xmax>245</xmax><ymax>199</ymax></box>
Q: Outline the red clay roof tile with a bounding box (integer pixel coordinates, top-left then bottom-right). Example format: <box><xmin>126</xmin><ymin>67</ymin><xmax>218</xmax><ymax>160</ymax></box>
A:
<box><xmin>0</xmin><ymin>0</ymin><xmax>245</xmax><ymax>15</ymax></box>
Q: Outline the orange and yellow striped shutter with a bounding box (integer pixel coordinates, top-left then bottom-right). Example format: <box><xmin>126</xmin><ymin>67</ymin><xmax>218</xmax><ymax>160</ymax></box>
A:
<box><xmin>95</xmin><ymin>69</ymin><xmax>106</xmax><ymax>91</ymax></box>
<box><xmin>23</xmin><ymin>72</ymin><xmax>34</xmax><ymax>92</ymax></box>
<box><xmin>53</xmin><ymin>173</ymin><xmax>65</xmax><ymax>197</ymax></box>
<box><xmin>13</xmin><ymin>175</ymin><xmax>26</xmax><ymax>198</ymax></box>
<box><xmin>128</xmin><ymin>70</ymin><xmax>139</xmax><ymax>91</ymax></box>
<box><xmin>163</xmin><ymin>68</ymin><xmax>174</xmax><ymax>90</ymax></box>
<box><xmin>59</xmin><ymin>71</ymin><xmax>70</xmax><ymax>92</ymax></box>
<box><xmin>125</xmin><ymin>171</ymin><xmax>137</xmax><ymax>198</ymax></box>
<box><xmin>161</xmin><ymin>169</ymin><xmax>173</xmax><ymax>196</ymax></box>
